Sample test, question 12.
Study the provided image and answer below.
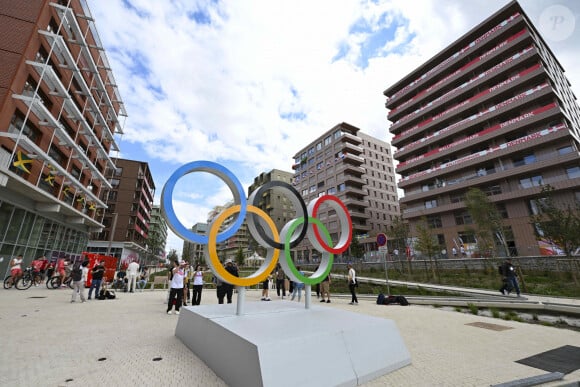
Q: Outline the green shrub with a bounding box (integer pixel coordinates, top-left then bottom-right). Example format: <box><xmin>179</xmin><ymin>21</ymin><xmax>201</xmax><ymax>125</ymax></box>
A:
<box><xmin>467</xmin><ymin>303</ymin><xmax>478</xmax><ymax>315</ymax></box>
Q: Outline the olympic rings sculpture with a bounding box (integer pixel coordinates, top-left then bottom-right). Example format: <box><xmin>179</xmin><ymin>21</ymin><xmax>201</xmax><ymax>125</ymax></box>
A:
<box><xmin>161</xmin><ymin>161</ymin><xmax>353</xmax><ymax>288</ymax></box>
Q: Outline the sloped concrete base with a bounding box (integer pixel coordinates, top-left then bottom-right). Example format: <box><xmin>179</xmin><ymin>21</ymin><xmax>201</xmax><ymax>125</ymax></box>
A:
<box><xmin>175</xmin><ymin>301</ymin><xmax>411</xmax><ymax>387</ymax></box>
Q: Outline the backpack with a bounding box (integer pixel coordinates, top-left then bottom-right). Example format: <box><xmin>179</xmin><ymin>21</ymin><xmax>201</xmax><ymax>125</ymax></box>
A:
<box><xmin>71</xmin><ymin>263</ymin><xmax>82</xmax><ymax>281</ymax></box>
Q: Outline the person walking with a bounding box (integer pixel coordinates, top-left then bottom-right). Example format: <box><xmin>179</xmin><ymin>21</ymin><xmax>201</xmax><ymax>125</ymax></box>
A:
<box><xmin>261</xmin><ymin>272</ymin><xmax>272</xmax><ymax>301</ymax></box>
<box><xmin>191</xmin><ymin>264</ymin><xmax>205</xmax><ymax>305</ymax></box>
<box><xmin>88</xmin><ymin>260</ymin><xmax>105</xmax><ymax>300</ymax></box>
<box><xmin>500</xmin><ymin>258</ymin><xmax>521</xmax><ymax>297</ymax></box>
<box><xmin>167</xmin><ymin>261</ymin><xmax>185</xmax><ymax>315</ymax></box>
<box><xmin>347</xmin><ymin>263</ymin><xmax>358</xmax><ymax>305</ymax></box>
<box><xmin>71</xmin><ymin>260</ymin><xmax>89</xmax><ymax>303</ymax></box>
<box><xmin>126</xmin><ymin>260</ymin><xmax>140</xmax><ymax>293</ymax></box>
<box><xmin>320</xmin><ymin>271</ymin><xmax>331</xmax><ymax>303</ymax></box>
<box><xmin>275</xmin><ymin>264</ymin><xmax>286</xmax><ymax>299</ymax></box>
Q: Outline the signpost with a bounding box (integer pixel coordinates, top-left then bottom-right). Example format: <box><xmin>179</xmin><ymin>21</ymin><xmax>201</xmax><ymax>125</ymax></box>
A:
<box><xmin>376</xmin><ymin>233</ymin><xmax>390</xmax><ymax>294</ymax></box>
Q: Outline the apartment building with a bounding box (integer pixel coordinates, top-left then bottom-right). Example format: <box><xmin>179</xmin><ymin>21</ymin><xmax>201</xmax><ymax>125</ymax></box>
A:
<box><xmin>292</xmin><ymin>122</ymin><xmax>399</xmax><ymax>260</ymax></box>
<box><xmin>87</xmin><ymin>158</ymin><xmax>154</xmax><ymax>265</ymax></box>
<box><xmin>384</xmin><ymin>1</ymin><xmax>580</xmax><ymax>257</ymax></box>
<box><xmin>148</xmin><ymin>204</ymin><xmax>168</xmax><ymax>263</ymax></box>
<box><xmin>182</xmin><ymin>222</ymin><xmax>207</xmax><ymax>264</ymax></box>
<box><xmin>0</xmin><ymin>0</ymin><xmax>125</xmax><ymax>274</ymax></box>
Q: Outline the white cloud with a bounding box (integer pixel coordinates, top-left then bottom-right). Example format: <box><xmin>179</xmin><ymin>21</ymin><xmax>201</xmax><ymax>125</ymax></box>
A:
<box><xmin>88</xmin><ymin>0</ymin><xmax>580</xmax><ymax>253</ymax></box>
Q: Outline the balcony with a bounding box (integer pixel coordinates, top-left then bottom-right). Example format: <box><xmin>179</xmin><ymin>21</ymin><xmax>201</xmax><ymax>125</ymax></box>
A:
<box><xmin>343</xmin><ymin>152</ymin><xmax>365</xmax><ymax>165</ymax></box>
<box><xmin>343</xmin><ymin>174</ymin><xmax>365</xmax><ymax>185</ymax></box>
<box><xmin>342</xmin><ymin>142</ymin><xmax>363</xmax><ymax>154</ymax></box>
<box><xmin>339</xmin><ymin>132</ymin><xmax>362</xmax><ymax>145</ymax></box>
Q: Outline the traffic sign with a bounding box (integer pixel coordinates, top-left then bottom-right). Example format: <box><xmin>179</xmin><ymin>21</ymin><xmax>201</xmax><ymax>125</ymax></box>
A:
<box><xmin>376</xmin><ymin>233</ymin><xmax>387</xmax><ymax>246</ymax></box>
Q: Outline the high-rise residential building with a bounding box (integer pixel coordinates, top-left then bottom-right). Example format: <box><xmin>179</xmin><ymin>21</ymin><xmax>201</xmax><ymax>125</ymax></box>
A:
<box><xmin>247</xmin><ymin>168</ymin><xmax>295</xmax><ymax>255</ymax></box>
<box><xmin>0</xmin><ymin>0</ymin><xmax>125</xmax><ymax>274</ymax></box>
<box><xmin>292</xmin><ymin>122</ymin><xmax>399</xmax><ymax>260</ymax></box>
<box><xmin>182</xmin><ymin>222</ymin><xmax>207</xmax><ymax>264</ymax></box>
<box><xmin>148</xmin><ymin>205</ymin><xmax>168</xmax><ymax>263</ymax></box>
<box><xmin>384</xmin><ymin>1</ymin><xmax>580</xmax><ymax>257</ymax></box>
<box><xmin>87</xmin><ymin>158</ymin><xmax>154</xmax><ymax>265</ymax></box>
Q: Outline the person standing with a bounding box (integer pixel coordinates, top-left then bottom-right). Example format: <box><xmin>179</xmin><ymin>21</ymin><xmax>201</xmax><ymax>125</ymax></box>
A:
<box><xmin>223</xmin><ymin>259</ymin><xmax>239</xmax><ymax>304</ymax></box>
<box><xmin>71</xmin><ymin>260</ymin><xmax>89</xmax><ymax>303</ymax></box>
<box><xmin>451</xmin><ymin>246</ymin><xmax>457</xmax><ymax>258</ymax></box>
<box><xmin>126</xmin><ymin>260</ymin><xmax>140</xmax><ymax>293</ymax></box>
<box><xmin>191</xmin><ymin>264</ymin><xmax>205</xmax><ymax>305</ymax></box>
<box><xmin>290</xmin><ymin>267</ymin><xmax>304</xmax><ymax>302</ymax></box>
<box><xmin>167</xmin><ymin>261</ymin><xmax>185</xmax><ymax>315</ymax></box>
<box><xmin>320</xmin><ymin>271</ymin><xmax>331</xmax><ymax>303</ymax></box>
<box><xmin>347</xmin><ymin>263</ymin><xmax>358</xmax><ymax>305</ymax></box>
<box><xmin>261</xmin><ymin>272</ymin><xmax>272</xmax><ymax>301</ymax></box>
<box><xmin>275</xmin><ymin>264</ymin><xmax>286</xmax><ymax>299</ymax></box>
<box><xmin>88</xmin><ymin>260</ymin><xmax>105</xmax><ymax>300</ymax></box>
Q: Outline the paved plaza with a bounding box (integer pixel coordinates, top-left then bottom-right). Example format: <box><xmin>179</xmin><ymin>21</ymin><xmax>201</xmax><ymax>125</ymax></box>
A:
<box><xmin>1</xmin><ymin>285</ymin><xmax>579</xmax><ymax>387</ymax></box>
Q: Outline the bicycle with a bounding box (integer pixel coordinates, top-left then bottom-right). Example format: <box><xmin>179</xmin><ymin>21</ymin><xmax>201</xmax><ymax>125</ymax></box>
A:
<box><xmin>15</xmin><ymin>267</ymin><xmax>43</xmax><ymax>290</ymax></box>
<box><xmin>3</xmin><ymin>275</ymin><xmax>16</xmax><ymax>289</ymax></box>
<box><xmin>47</xmin><ymin>275</ymin><xmax>73</xmax><ymax>289</ymax></box>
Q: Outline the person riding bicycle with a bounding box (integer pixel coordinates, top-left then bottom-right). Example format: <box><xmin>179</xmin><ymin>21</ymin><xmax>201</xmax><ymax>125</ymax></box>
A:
<box><xmin>9</xmin><ymin>255</ymin><xmax>24</xmax><ymax>285</ymax></box>
<box><xmin>31</xmin><ymin>256</ymin><xmax>48</xmax><ymax>285</ymax></box>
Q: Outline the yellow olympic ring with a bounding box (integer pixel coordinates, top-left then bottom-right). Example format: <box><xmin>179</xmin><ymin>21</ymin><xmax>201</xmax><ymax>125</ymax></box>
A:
<box><xmin>206</xmin><ymin>204</ymin><xmax>280</xmax><ymax>287</ymax></box>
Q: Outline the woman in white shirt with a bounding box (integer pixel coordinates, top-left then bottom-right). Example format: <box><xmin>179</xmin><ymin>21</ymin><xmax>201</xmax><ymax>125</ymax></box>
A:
<box><xmin>167</xmin><ymin>261</ymin><xmax>185</xmax><ymax>315</ymax></box>
<box><xmin>347</xmin><ymin>263</ymin><xmax>358</xmax><ymax>305</ymax></box>
<box><xmin>191</xmin><ymin>264</ymin><xmax>205</xmax><ymax>305</ymax></box>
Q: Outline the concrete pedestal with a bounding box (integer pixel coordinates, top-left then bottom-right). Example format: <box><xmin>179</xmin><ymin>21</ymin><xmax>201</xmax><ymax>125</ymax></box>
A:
<box><xmin>175</xmin><ymin>301</ymin><xmax>411</xmax><ymax>387</ymax></box>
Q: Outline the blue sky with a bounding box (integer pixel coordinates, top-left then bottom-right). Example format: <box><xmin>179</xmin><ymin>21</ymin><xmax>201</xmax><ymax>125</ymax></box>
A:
<box><xmin>86</xmin><ymin>0</ymin><xmax>580</xmax><ymax>254</ymax></box>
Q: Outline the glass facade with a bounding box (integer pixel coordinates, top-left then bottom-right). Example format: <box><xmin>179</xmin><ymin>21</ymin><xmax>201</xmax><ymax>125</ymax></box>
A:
<box><xmin>0</xmin><ymin>200</ymin><xmax>87</xmax><ymax>277</ymax></box>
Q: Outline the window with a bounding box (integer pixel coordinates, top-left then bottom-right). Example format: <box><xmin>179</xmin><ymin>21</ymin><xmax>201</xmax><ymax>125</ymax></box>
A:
<box><xmin>427</xmin><ymin>215</ymin><xmax>442</xmax><ymax>228</ymax></box>
<box><xmin>519</xmin><ymin>175</ymin><xmax>542</xmax><ymax>188</ymax></box>
<box><xmin>454</xmin><ymin>210</ymin><xmax>472</xmax><ymax>225</ymax></box>
<box><xmin>114</xmin><ymin>167</ymin><xmax>123</xmax><ymax>176</ymax></box>
<box><xmin>558</xmin><ymin>145</ymin><xmax>574</xmax><ymax>155</ymax></box>
<box><xmin>425</xmin><ymin>199</ymin><xmax>437</xmax><ymax>209</ymax></box>
<box><xmin>309</xmin><ymin>185</ymin><xmax>316</xmax><ymax>193</ymax></box>
<box><xmin>308</xmin><ymin>147</ymin><xmax>315</xmax><ymax>156</ymax></box>
<box><xmin>334</xmin><ymin>130</ymin><xmax>342</xmax><ymax>139</ymax></box>
<box><xmin>110</xmin><ymin>178</ymin><xmax>120</xmax><ymax>188</ymax></box>
<box><xmin>457</xmin><ymin>232</ymin><xmax>476</xmax><ymax>244</ymax></box>
<box><xmin>324</xmin><ymin>136</ymin><xmax>331</xmax><ymax>146</ymax></box>
<box><xmin>316</xmin><ymin>142</ymin><xmax>322</xmax><ymax>151</ymax></box>
<box><xmin>512</xmin><ymin>153</ymin><xmax>536</xmax><ymax>167</ymax></box>
<box><xmin>482</xmin><ymin>184</ymin><xmax>502</xmax><ymax>196</ymax></box>
<box><xmin>48</xmin><ymin>145</ymin><xmax>66</xmax><ymax>166</ymax></box>
<box><xmin>496</xmin><ymin>203</ymin><xmax>508</xmax><ymax>218</ymax></box>
<box><xmin>8</xmin><ymin>111</ymin><xmax>41</xmax><ymax>144</ymax></box>
<box><xmin>566</xmin><ymin>166</ymin><xmax>580</xmax><ymax>179</ymax></box>
<box><xmin>338</xmin><ymin>183</ymin><xmax>346</xmax><ymax>192</ymax></box>
<box><xmin>327</xmin><ymin>187</ymin><xmax>336</xmax><ymax>194</ymax></box>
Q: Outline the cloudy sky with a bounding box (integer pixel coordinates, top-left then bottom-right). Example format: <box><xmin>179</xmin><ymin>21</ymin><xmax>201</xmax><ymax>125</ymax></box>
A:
<box><xmin>85</xmin><ymin>0</ymin><xmax>580</xmax><ymax>255</ymax></box>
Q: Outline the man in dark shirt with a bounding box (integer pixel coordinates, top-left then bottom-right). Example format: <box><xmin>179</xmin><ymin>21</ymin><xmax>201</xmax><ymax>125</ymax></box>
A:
<box><xmin>223</xmin><ymin>259</ymin><xmax>239</xmax><ymax>304</ymax></box>
<box><xmin>88</xmin><ymin>261</ymin><xmax>105</xmax><ymax>300</ymax></box>
<box><xmin>500</xmin><ymin>258</ymin><xmax>521</xmax><ymax>297</ymax></box>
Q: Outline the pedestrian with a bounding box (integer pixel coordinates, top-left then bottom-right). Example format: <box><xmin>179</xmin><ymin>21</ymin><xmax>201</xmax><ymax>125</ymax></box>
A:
<box><xmin>45</xmin><ymin>261</ymin><xmax>55</xmax><ymax>284</ymax></box>
<box><xmin>347</xmin><ymin>263</ymin><xmax>358</xmax><ymax>305</ymax></box>
<box><xmin>136</xmin><ymin>268</ymin><xmax>148</xmax><ymax>291</ymax></box>
<box><xmin>499</xmin><ymin>258</ymin><xmax>521</xmax><ymax>297</ymax></box>
<box><xmin>320</xmin><ymin>271</ymin><xmax>331</xmax><ymax>303</ymax></box>
<box><xmin>223</xmin><ymin>259</ymin><xmax>239</xmax><ymax>304</ymax></box>
<box><xmin>88</xmin><ymin>260</ymin><xmax>105</xmax><ymax>300</ymax></box>
<box><xmin>181</xmin><ymin>261</ymin><xmax>191</xmax><ymax>305</ymax></box>
<box><xmin>460</xmin><ymin>245</ymin><xmax>466</xmax><ymax>257</ymax></box>
<box><xmin>191</xmin><ymin>264</ymin><xmax>205</xmax><ymax>305</ymax></box>
<box><xmin>71</xmin><ymin>260</ymin><xmax>89</xmax><ymax>303</ymax></box>
<box><xmin>167</xmin><ymin>261</ymin><xmax>185</xmax><ymax>315</ymax></box>
<box><xmin>261</xmin><ymin>272</ymin><xmax>272</xmax><ymax>301</ymax></box>
<box><xmin>451</xmin><ymin>246</ymin><xmax>457</xmax><ymax>257</ymax></box>
<box><xmin>290</xmin><ymin>267</ymin><xmax>304</xmax><ymax>302</ymax></box>
<box><xmin>314</xmin><ymin>265</ymin><xmax>321</xmax><ymax>299</ymax></box>
<box><xmin>126</xmin><ymin>260</ymin><xmax>140</xmax><ymax>293</ymax></box>
<box><xmin>214</xmin><ymin>274</ymin><xmax>225</xmax><ymax>304</ymax></box>
<box><xmin>9</xmin><ymin>254</ymin><xmax>23</xmax><ymax>286</ymax></box>
<box><xmin>275</xmin><ymin>264</ymin><xmax>286</xmax><ymax>298</ymax></box>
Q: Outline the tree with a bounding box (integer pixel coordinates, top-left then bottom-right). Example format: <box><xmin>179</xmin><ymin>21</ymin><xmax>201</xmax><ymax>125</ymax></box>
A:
<box><xmin>386</xmin><ymin>215</ymin><xmax>411</xmax><ymax>273</ymax></box>
<box><xmin>236</xmin><ymin>246</ymin><xmax>245</xmax><ymax>267</ymax></box>
<box><xmin>349</xmin><ymin>234</ymin><xmax>364</xmax><ymax>260</ymax></box>
<box><xmin>413</xmin><ymin>217</ymin><xmax>440</xmax><ymax>280</ymax></box>
<box><xmin>166</xmin><ymin>249</ymin><xmax>179</xmax><ymax>264</ymax></box>
<box><xmin>464</xmin><ymin>187</ymin><xmax>509</xmax><ymax>257</ymax></box>
<box><xmin>530</xmin><ymin>185</ymin><xmax>580</xmax><ymax>258</ymax></box>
